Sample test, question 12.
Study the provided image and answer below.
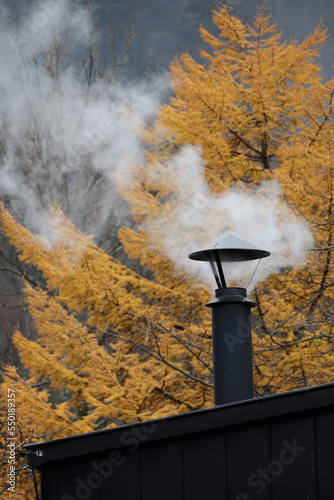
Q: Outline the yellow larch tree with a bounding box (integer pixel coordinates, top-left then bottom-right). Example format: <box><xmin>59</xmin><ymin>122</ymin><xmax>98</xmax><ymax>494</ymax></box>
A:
<box><xmin>0</xmin><ymin>204</ymin><xmax>212</xmax><ymax>498</ymax></box>
<box><xmin>1</xmin><ymin>4</ymin><xmax>334</xmax><ymax>498</ymax></box>
<box><xmin>118</xmin><ymin>5</ymin><xmax>334</xmax><ymax>392</ymax></box>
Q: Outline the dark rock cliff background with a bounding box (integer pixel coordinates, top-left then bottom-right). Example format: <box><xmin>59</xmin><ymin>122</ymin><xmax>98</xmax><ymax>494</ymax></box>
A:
<box><xmin>95</xmin><ymin>0</ymin><xmax>334</xmax><ymax>80</ymax></box>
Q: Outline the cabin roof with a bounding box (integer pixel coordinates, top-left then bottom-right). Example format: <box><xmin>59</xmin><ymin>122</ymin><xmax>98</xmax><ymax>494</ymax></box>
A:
<box><xmin>25</xmin><ymin>382</ymin><xmax>334</xmax><ymax>468</ymax></box>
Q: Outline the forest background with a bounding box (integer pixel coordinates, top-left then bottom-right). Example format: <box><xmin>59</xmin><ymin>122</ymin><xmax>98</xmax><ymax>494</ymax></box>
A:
<box><xmin>1</xmin><ymin>0</ymin><xmax>334</xmax><ymax>498</ymax></box>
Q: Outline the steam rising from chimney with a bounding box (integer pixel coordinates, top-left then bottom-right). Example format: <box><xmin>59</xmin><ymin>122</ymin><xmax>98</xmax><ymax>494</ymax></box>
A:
<box><xmin>143</xmin><ymin>146</ymin><xmax>314</xmax><ymax>288</ymax></box>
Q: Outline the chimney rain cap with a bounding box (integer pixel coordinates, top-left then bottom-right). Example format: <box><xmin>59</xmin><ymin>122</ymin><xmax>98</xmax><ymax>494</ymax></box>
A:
<box><xmin>188</xmin><ymin>233</ymin><xmax>270</xmax><ymax>262</ymax></box>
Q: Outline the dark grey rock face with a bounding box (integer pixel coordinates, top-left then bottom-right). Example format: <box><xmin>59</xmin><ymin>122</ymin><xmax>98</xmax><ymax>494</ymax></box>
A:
<box><xmin>95</xmin><ymin>0</ymin><xmax>334</xmax><ymax>80</ymax></box>
<box><xmin>6</xmin><ymin>0</ymin><xmax>334</xmax><ymax>79</ymax></box>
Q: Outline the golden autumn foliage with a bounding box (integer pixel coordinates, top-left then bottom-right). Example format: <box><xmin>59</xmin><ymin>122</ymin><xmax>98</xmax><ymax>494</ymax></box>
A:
<box><xmin>119</xmin><ymin>4</ymin><xmax>334</xmax><ymax>394</ymax></box>
<box><xmin>0</xmin><ymin>205</ymin><xmax>213</xmax><ymax>497</ymax></box>
<box><xmin>1</xmin><ymin>5</ymin><xmax>334</xmax><ymax>497</ymax></box>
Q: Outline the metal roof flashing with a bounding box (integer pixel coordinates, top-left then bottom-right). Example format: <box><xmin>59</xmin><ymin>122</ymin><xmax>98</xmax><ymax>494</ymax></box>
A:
<box><xmin>24</xmin><ymin>382</ymin><xmax>334</xmax><ymax>468</ymax></box>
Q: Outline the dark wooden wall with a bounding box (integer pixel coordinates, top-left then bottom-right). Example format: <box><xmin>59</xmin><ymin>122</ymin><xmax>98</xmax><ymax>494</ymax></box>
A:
<box><xmin>38</xmin><ymin>406</ymin><xmax>334</xmax><ymax>500</ymax></box>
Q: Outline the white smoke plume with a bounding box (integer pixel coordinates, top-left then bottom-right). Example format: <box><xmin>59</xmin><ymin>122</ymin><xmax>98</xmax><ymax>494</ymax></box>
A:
<box><xmin>147</xmin><ymin>146</ymin><xmax>314</xmax><ymax>289</ymax></box>
<box><xmin>0</xmin><ymin>0</ymin><xmax>169</xmax><ymax>245</ymax></box>
<box><xmin>0</xmin><ymin>1</ymin><xmax>313</xmax><ymax>290</ymax></box>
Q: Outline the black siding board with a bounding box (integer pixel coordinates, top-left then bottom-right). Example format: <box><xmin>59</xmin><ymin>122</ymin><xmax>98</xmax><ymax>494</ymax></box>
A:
<box><xmin>42</xmin><ymin>449</ymin><xmax>141</xmax><ymax>500</ymax></box>
<box><xmin>98</xmin><ymin>448</ymin><xmax>140</xmax><ymax>500</ymax></box>
<box><xmin>269</xmin><ymin>416</ymin><xmax>316</xmax><ymax>500</ymax></box>
<box><xmin>140</xmin><ymin>439</ymin><xmax>183</xmax><ymax>500</ymax></box>
<box><xmin>225</xmin><ymin>424</ymin><xmax>270</xmax><ymax>500</ymax></box>
<box><xmin>56</xmin><ymin>456</ymin><xmax>99</xmax><ymax>500</ymax></box>
<box><xmin>315</xmin><ymin>409</ymin><xmax>334</xmax><ymax>499</ymax></box>
<box><xmin>182</xmin><ymin>430</ymin><xmax>226</xmax><ymax>500</ymax></box>
<box><xmin>41</xmin><ymin>464</ymin><xmax>57</xmax><ymax>500</ymax></box>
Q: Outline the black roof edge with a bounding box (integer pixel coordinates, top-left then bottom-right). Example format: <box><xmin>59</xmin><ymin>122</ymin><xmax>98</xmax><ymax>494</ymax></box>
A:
<box><xmin>24</xmin><ymin>382</ymin><xmax>334</xmax><ymax>468</ymax></box>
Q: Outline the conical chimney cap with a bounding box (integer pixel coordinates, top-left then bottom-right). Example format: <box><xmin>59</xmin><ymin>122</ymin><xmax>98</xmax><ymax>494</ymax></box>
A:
<box><xmin>188</xmin><ymin>233</ymin><xmax>270</xmax><ymax>262</ymax></box>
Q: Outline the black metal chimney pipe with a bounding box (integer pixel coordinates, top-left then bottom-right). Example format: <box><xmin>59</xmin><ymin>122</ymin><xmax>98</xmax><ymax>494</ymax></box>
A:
<box><xmin>188</xmin><ymin>233</ymin><xmax>270</xmax><ymax>406</ymax></box>
<box><xmin>207</xmin><ymin>287</ymin><xmax>255</xmax><ymax>406</ymax></box>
